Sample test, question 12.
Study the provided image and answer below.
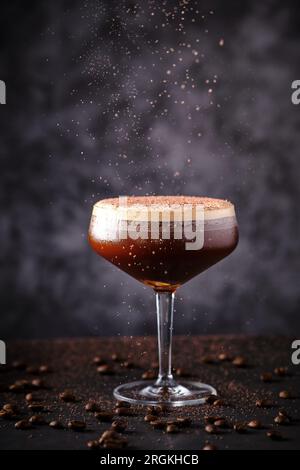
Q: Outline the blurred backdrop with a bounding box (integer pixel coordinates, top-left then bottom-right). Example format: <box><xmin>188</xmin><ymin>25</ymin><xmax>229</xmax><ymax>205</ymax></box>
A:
<box><xmin>0</xmin><ymin>0</ymin><xmax>300</xmax><ymax>339</ymax></box>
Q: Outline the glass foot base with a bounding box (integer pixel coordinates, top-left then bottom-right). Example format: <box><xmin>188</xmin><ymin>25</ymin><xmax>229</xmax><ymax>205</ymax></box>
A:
<box><xmin>114</xmin><ymin>380</ymin><xmax>217</xmax><ymax>407</ymax></box>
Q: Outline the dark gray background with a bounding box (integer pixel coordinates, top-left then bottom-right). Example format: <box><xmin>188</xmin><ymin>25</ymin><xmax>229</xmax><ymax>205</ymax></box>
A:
<box><xmin>0</xmin><ymin>0</ymin><xmax>299</xmax><ymax>339</ymax></box>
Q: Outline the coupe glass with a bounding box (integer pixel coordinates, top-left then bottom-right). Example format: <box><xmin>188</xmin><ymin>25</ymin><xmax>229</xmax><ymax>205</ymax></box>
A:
<box><xmin>89</xmin><ymin>196</ymin><xmax>238</xmax><ymax>407</ymax></box>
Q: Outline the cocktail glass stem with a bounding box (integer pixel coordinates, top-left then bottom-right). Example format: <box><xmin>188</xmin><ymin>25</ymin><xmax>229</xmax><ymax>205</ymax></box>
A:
<box><xmin>155</xmin><ymin>292</ymin><xmax>177</xmax><ymax>388</ymax></box>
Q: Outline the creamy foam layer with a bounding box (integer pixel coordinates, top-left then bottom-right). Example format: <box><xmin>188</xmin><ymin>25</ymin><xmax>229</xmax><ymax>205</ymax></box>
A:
<box><xmin>93</xmin><ymin>196</ymin><xmax>236</xmax><ymax>221</ymax></box>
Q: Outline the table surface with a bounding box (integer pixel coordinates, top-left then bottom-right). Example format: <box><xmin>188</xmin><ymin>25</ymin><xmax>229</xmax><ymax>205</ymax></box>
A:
<box><xmin>0</xmin><ymin>336</ymin><xmax>299</xmax><ymax>450</ymax></box>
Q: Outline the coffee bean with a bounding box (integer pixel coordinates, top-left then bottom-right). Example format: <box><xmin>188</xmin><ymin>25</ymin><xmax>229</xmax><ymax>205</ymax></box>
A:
<box><xmin>175</xmin><ymin>368</ymin><xmax>189</xmax><ymax>377</ymax></box>
<box><xmin>247</xmin><ymin>420</ymin><xmax>262</xmax><ymax>429</ymax></box>
<box><xmin>99</xmin><ymin>430</ymin><xmax>118</xmax><ymax>444</ymax></box>
<box><xmin>28</xmin><ymin>403</ymin><xmax>45</xmax><ymax>412</ymax></box>
<box><xmin>68</xmin><ymin>420</ymin><xmax>86</xmax><ymax>431</ymax></box>
<box><xmin>122</xmin><ymin>361</ymin><xmax>134</xmax><ymax>369</ymax></box>
<box><xmin>256</xmin><ymin>399</ymin><xmax>273</xmax><ymax>408</ymax></box>
<box><xmin>9</xmin><ymin>380</ymin><xmax>31</xmax><ymax>393</ymax></box>
<box><xmin>267</xmin><ymin>430</ymin><xmax>283</xmax><ymax>441</ymax></box>
<box><xmin>92</xmin><ymin>356</ymin><xmax>105</xmax><ymax>366</ymax></box>
<box><xmin>39</xmin><ymin>365</ymin><xmax>51</xmax><ymax>374</ymax></box>
<box><xmin>274</xmin><ymin>414</ymin><xmax>290</xmax><ymax>425</ymax></box>
<box><xmin>59</xmin><ymin>390</ymin><xmax>76</xmax><ymax>402</ymax></box>
<box><xmin>144</xmin><ymin>414</ymin><xmax>157</xmax><ymax>422</ymax></box>
<box><xmin>3</xmin><ymin>403</ymin><xmax>18</xmax><ymax>413</ymax></box>
<box><xmin>142</xmin><ymin>370</ymin><xmax>156</xmax><ymax>380</ymax></box>
<box><xmin>218</xmin><ymin>353</ymin><xmax>230</xmax><ymax>362</ymax></box>
<box><xmin>205</xmin><ymin>395</ymin><xmax>218</xmax><ymax>405</ymax></box>
<box><xmin>205</xmin><ymin>416</ymin><xmax>221</xmax><ymax>424</ymax></box>
<box><xmin>0</xmin><ymin>410</ymin><xmax>15</xmax><ymax>420</ymax></box>
<box><xmin>97</xmin><ymin>365</ymin><xmax>114</xmax><ymax>375</ymax></box>
<box><xmin>274</xmin><ymin>367</ymin><xmax>288</xmax><ymax>377</ymax></box>
<box><xmin>279</xmin><ymin>390</ymin><xmax>291</xmax><ymax>399</ymax></box>
<box><xmin>15</xmin><ymin>420</ymin><xmax>32</xmax><ymax>430</ymax></box>
<box><xmin>111</xmin><ymin>419</ymin><xmax>128</xmax><ymax>432</ymax></box>
<box><xmin>278</xmin><ymin>409</ymin><xmax>290</xmax><ymax>419</ymax></box>
<box><xmin>12</xmin><ymin>361</ymin><xmax>26</xmax><ymax>370</ymax></box>
<box><xmin>111</xmin><ymin>353</ymin><xmax>120</xmax><ymax>362</ymax></box>
<box><xmin>205</xmin><ymin>424</ymin><xmax>218</xmax><ymax>434</ymax></box>
<box><xmin>87</xmin><ymin>440</ymin><xmax>100</xmax><ymax>450</ymax></box>
<box><xmin>203</xmin><ymin>443</ymin><xmax>217</xmax><ymax>450</ymax></box>
<box><xmin>214</xmin><ymin>418</ymin><xmax>228</xmax><ymax>428</ymax></box>
<box><xmin>31</xmin><ymin>379</ymin><xmax>46</xmax><ymax>389</ymax></box>
<box><xmin>114</xmin><ymin>407</ymin><xmax>132</xmax><ymax>417</ymax></box>
<box><xmin>25</xmin><ymin>393</ymin><xmax>36</xmax><ymax>403</ymax></box>
<box><xmin>166</xmin><ymin>424</ymin><xmax>178</xmax><ymax>433</ymax></box>
<box><xmin>102</xmin><ymin>438</ymin><xmax>128</xmax><ymax>449</ymax></box>
<box><xmin>234</xmin><ymin>422</ymin><xmax>247</xmax><ymax>433</ymax></box>
<box><xmin>232</xmin><ymin>356</ymin><xmax>247</xmax><ymax>367</ymax></box>
<box><xmin>29</xmin><ymin>415</ymin><xmax>46</xmax><ymax>425</ymax></box>
<box><xmin>85</xmin><ymin>401</ymin><xmax>100</xmax><ymax>412</ymax></box>
<box><xmin>260</xmin><ymin>372</ymin><xmax>273</xmax><ymax>383</ymax></box>
<box><xmin>116</xmin><ymin>400</ymin><xmax>131</xmax><ymax>408</ymax></box>
<box><xmin>49</xmin><ymin>420</ymin><xmax>63</xmax><ymax>429</ymax></box>
<box><xmin>213</xmin><ymin>399</ymin><xmax>225</xmax><ymax>407</ymax></box>
<box><xmin>95</xmin><ymin>412</ymin><xmax>114</xmax><ymax>422</ymax></box>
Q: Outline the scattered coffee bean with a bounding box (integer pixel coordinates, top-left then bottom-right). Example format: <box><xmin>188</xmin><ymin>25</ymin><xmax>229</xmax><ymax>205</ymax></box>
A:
<box><xmin>279</xmin><ymin>390</ymin><xmax>291</xmax><ymax>399</ymax></box>
<box><xmin>274</xmin><ymin>414</ymin><xmax>290</xmax><ymax>425</ymax></box>
<box><xmin>102</xmin><ymin>438</ymin><xmax>128</xmax><ymax>449</ymax></box>
<box><xmin>85</xmin><ymin>401</ymin><xmax>100</xmax><ymax>412</ymax></box>
<box><xmin>99</xmin><ymin>430</ymin><xmax>118</xmax><ymax>444</ymax></box>
<box><xmin>144</xmin><ymin>414</ymin><xmax>157</xmax><ymax>422</ymax></box>
<box><xmin>205</xmin><ymin>424</ymin><xmax>218</xmax><ymax>434</ymax></box>
<box><xmin>274</xmin><ymin>367</ymin><xmax>288</xmax><ymax>377</ymax></box>
<box><xmin>114</xmin><ymin>407</ymin><xmax>132</xmax><ymax>417</ymax></box>
<box><xmin>214</xmin><ymin>418</ymin><xmax>228</xmax><ymax>428</ymax></box>
<box><xmin>234</xmin><ymin>422</ymin><xmax>247</xmax><ymax>433</ymax></box>
<box><xmin>0</xmin><ymin>410</ymin><xmax>14</xmax><ymax>420</ymax></box>
<box><xmin>278</xmin><ymin>409</ymin><xmax>290</xmax><ymax>419</ymax></box>
<box><xmin>205</xmin><ymin>395</ymin><xmax>218</xmax><ymax>405</ymax></box>
<box><xmin>97</xmin><ymin>365</ymin><xmax>114</xmax><ymax>375</ymax></box>
<box><xmin>15</xmin><ymin>420</ymin><xmax>32</xmax><ymax>430</ymax></box>
<box><xmin>3</xmin><ymin>403</ymin><xmax>18</xmax><ymax>413</ymax></box>
<box><xmin>31</xmin><ymin>379</ymin><xmax>46</xmax><ymax>389</ymax></box>
<box><xmin>122</xmin><ymin>361</ymin><xmax>134</xmax><ymax>369</ymax></box>
<box><xmin>203</xmin><ymin>443</ymin><xmax>217</xmax><ymax>450</ymax></box>
<box><xmin>28</xmin><ymin>403</ymin><xmax>45</xmax><ymax>412</ymax></box>
<box><xmin>92</xmin><ymin>356</ymin><xmax>105</xmax><ymax>366</ymax></box>
<box><xmin>59</xmin><ymin>390</ymin><xmax>76</xmax><ymax>402</ymax></box>
<box><xmin>267</xmin><ymin>430</ymin><xmax>283</xmax><ymax>441</ymax></box>
<box><xmin>68</xmin><ymin>420</ymin><xmax>86</xmax><ymax>431</ymax></box>
<box><xmin>218</xmin><ymin>353</ymin><xmax>230</xmax><ymax>362</ymax></box>
<box><xmin>213</xmin><ymin>399</ymin><xmax>225</xmax><ymax>407</ymax></box>
<box><xmin>25</xmin><ymin>393</ymin><xmax>35</xmax><ymax>403</ymax></box>
<box><xmin>111</xmin><ymin>419</ymin><xmax>128</xmax><ymax>432</ymax></box>
<box><xmin>142</xmin><ymin>370</ymin><xmax>156</xmax><ymax>380</ymax></box>
<box><xmin>29</xmin><ymin>415</ymin><xmax>46</xmax><ymax>425</ymax></box>
<box><xmin>9</xmin><ymin>380</ymin><xmax>31</xmax><ymax>393</ymax></box>
<box><xmin>205</xmin><ymin>416</ymin><xmax>221</xmax><ymax>424</ymax></box>
<box><xmin>49</xmin><ymin>420</ymin><xmax>63</xmax><ymax>429</ymax></box>
<box><xmin>166</xmin><ymin>424</ymin><xmax>178</xmax><ymax>433</ymax></box>
<box><xmin>95</xmin><ymin>412</ymin><xmax>114</xmax><ymax>422</ymax></box>
<box><xmin>111</xmin><ymin>353</ymin><xmax>120</xmax><ymax>362</ymax></box>
<box><xmin>87</xmin><ymin>440</ymin><xmax>100</xmax><ymax>450</ymax></box>
<box><xmin>247</xmin><ymin>420</ymin><xmax>262</xmax><ymax>429</ymax></box>
<box><xmin>256</xmin><ymin>399</ymin><xmax>273</xmax><ymax>408</ymax></box>
<box><xmin>260</xmin><ymin>372</ymin><xmax>273</xmax><ymax>383</ymax></box>
<box><xmin>39</xmin><ymin>365</ymin><xmax>51</xmax><ymax>374</ymax></box>
<box><xmin>232</xmin><ymin>356</ymin><xmax>247</xmax><ymax>367</ymax></box>
<box><xmin>26</xmin><ymin>366</ymin><xmax>40</xmax><ymax>375</ymax></box>
<box><xmin>175</xmin><ymin>368</ymin><xmax>189</xmax><ymax>377</ymax></box>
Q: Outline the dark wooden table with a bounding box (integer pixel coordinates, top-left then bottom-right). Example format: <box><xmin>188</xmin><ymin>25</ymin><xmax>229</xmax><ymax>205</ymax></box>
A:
<box><xmin>0</xmin><ymin>336</ymin><xmax>299</xmax><ymax>450</ymax></box>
